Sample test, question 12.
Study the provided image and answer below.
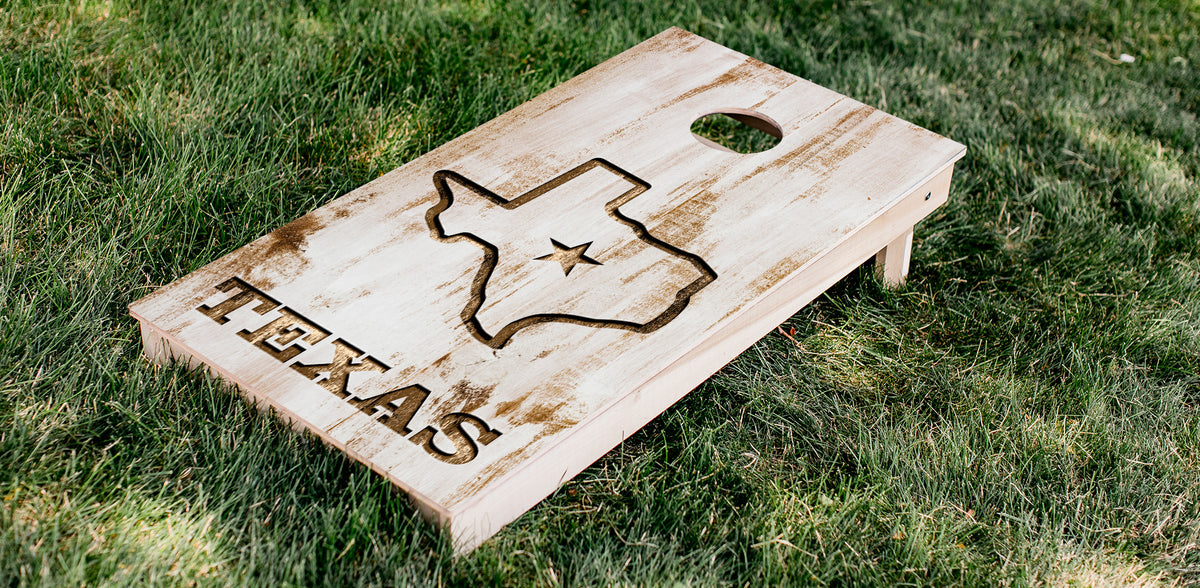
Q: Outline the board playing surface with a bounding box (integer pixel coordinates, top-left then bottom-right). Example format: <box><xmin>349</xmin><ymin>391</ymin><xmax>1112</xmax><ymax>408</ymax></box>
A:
<box><xmin>130</xmin><ymin>27</ymin><xmax>965</xmax><ymax>552</ymax></box>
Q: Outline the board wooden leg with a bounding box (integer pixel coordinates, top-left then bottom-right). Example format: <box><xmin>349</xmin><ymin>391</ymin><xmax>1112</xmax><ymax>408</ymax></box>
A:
<box><xmin>138</xmin><ymin>319</ymin><xmax>173</xmax><ymax>364</ymax></box>
<box><xmin>136</xmin><ymin>318</ymin><xmax>211</xmax><ymax>373</ymax></box>
<box><xmin>875</xmin><ymin>227</ymin><xmax>913</xmax><ymax>288</ymax></box>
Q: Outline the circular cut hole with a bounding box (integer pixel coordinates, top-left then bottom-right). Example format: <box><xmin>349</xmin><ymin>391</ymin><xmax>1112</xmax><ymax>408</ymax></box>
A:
<box><xmin>690</xmin><ymin>110</ymin><xmax>783</xmax><ymax>154</ymax></box>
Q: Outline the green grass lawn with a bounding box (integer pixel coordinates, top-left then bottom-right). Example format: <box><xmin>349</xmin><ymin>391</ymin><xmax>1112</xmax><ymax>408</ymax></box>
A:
<box><xmin>3</xmin><ymin>0</ymin><xmax>1199</xmax><ymax>585</ymax></box>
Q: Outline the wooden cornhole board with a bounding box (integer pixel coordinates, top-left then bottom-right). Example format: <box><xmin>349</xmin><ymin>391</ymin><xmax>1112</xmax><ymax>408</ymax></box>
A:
<box><xmin>130</xmin><ymin>27</ymin><xmax>965</xmax><ymax>553</ymax></box>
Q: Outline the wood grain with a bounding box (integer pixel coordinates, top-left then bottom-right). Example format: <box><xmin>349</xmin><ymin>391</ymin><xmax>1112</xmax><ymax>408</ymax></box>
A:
<box><xmin>129</xmin><ymin>27</ymin><xmax>966</xmax><ymax>553</ymax></box>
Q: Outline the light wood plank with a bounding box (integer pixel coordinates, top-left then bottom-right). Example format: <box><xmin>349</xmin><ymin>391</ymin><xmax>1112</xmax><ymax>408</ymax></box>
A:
<box><xmin>129</xmin><ymin>27</ymin><xmax>965</xmax><ymax>553</ymax></box>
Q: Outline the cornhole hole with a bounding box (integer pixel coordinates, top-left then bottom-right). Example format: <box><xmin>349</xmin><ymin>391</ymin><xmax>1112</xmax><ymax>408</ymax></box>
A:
<box><xmin>129</xmin><ymin>27</ymin><xmax>965</xmax><ymax>553</ymax></box>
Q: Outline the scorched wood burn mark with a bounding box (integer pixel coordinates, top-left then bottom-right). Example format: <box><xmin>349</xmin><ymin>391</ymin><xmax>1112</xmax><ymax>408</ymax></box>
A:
<box><xmin>196</xmin><ymin>277</ymin><xmax>501</xmax><ymax>465</ymax></box>
<box><xmin>425</xmin><ymin>158</ymin><xmax>717</xmax><ymax>349</ymax></box>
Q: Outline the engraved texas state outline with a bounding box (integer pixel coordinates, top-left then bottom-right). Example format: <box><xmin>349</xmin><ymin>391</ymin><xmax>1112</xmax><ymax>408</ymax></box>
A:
<box><xmin>425</xmin><ymin>158</ymin><xmax>716</xmax><ymax>349</ymax></box>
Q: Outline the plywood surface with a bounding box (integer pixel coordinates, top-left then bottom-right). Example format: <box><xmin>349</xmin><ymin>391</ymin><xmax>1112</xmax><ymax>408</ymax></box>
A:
<box><xmin>130</xmin><ymin>27</ymin><xmax>966</xmax><ymax>552</ymax></box>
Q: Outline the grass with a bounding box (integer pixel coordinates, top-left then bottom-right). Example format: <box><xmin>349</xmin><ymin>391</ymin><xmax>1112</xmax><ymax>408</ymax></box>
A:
<box><xmin>2</xmin><ymin>0</ymin><xmax>1199</xmax><ymax>584</ymax></box>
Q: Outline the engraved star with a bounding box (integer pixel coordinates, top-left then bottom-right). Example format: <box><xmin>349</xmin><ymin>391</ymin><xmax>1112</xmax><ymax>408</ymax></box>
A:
<box><xmin>534</xmin><ymin>239</ymin><xmax>602</xmax><ymax>276</ymax></box>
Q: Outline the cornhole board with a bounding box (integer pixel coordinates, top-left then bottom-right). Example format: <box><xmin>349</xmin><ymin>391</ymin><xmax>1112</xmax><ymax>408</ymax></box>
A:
<box><xmin>129</xmin><ymin>27</ymin><xmax>966</xmax><ymax>553</ymax></box>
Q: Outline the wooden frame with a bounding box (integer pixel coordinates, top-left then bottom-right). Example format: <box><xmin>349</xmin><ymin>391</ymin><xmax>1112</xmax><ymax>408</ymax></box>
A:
<box><xmin>130</xmin><ymin>27</ymin><xmax>965</xmax><ymax>553</ymax></box>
